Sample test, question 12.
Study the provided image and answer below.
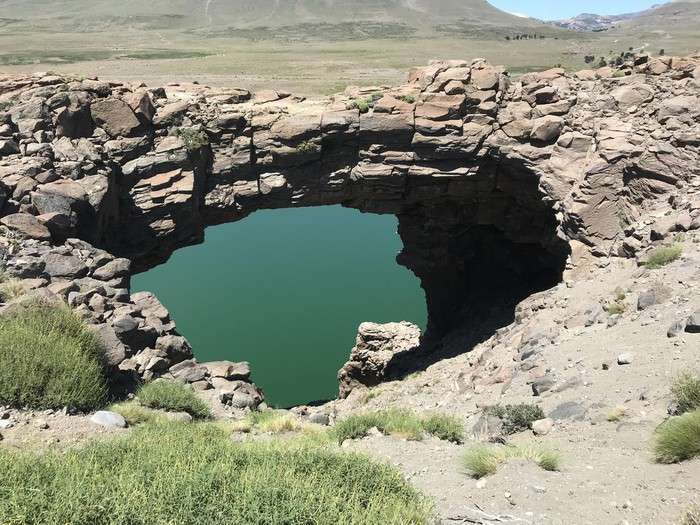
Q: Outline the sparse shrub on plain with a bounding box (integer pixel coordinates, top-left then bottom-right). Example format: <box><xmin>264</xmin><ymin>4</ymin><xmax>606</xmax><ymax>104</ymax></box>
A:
<box><xmin>352</xmin><ymin>97</ymin><xmax>370</xmax><ymax>113</ymax></box>
<box><xmin>0</xmin><ymin>423</ymin><xmax>434</xmax><ymax>524</ymax></box>
<box><xmin>0</xmin><ymin>302</ymin><xmax>109</xmax><ymax>411</ymax></box>
<box><xmin>607</xmin><ymin>406</ymin><xmax>627</xmax><ymax>422</ymax></box>
<box><xmin>234</xmin><ymin>409</ymin><xmax>306</xmax><ymax>434</ymax></box>
<box><xmin>176</xmin><ymin>127</ymin><xmax>209</xmax><ymax>151</ymax></box>
<box><xmin>671</xmin><ymin>374</ymin><xmax>700</xmax><ymax>416</ymax></box>
<box><xmin>488</xmin><ymin>404</ymin><xmax>545</xmax><ymax>435</ymax></box>
<box><xmin>643</xmin><ymin>244</ymin><xmax>683</xmax><ymax>269</ymax></box>
<box><xmin>397</xmin><ymin>94</ymin><xmax>416</xmax><ymax>104</ymax></box>
<box><xmin>137</xmin><ymin>380</ymin><xmax>211</xmax><ymax>419</ymax></box>
<box><xmin>462</xmin><ymin>444</ymin><xmax>561</xmax><ymax>478</ymax></box>
<box><xmin>333</xmin><ymin>409</ymin><xmax>464</xmax><ymax>444</ymax></box>
<box><xmin>654</xmin><ymin>410</ymin><xmax>700</xmax><ymax>463</ymax></box>
<box><xmin>109</xmin><ymin>401</ymin><xmax>169</xmax><ymax>426</ymax></box>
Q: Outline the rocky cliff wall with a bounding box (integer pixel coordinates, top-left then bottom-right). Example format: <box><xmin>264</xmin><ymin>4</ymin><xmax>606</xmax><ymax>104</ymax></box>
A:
<box><xmin>0</xmin><ymin>54</ymin><xmax>698</xmax><ymax>404</ymax></box>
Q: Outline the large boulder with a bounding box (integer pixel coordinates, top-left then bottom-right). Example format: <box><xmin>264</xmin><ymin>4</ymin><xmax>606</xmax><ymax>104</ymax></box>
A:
<box><xmin>338</xmin><ymin>321</ymin><xmax>421</xmax><ymax>399</ymax></box>
<box><xmin>90</xmin><ymin>99</ymin><xmax>142</xmax><ymax>137</ymax></box>
<box><xmin>0</xmin><ymin>213</ymin><xmax>51</xmax><ymax>240</ymax></box>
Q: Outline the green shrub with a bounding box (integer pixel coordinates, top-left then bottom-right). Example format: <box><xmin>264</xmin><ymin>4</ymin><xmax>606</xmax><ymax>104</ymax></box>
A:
<box><xmin>176</xmin><ymin>127</ymin><xmax>209</xmax><ymax>151</ymax></box>
<box><xmin>654</xmin><ymin>410</ymin><xmax>700</xmax><ymax>463</ymax></box>
<box><xmin>671</xmin><ymin>374</ymin><xmax>700</xmax><ymax>415</ymax></box>
<box><xmin>643</xmin><ymin>245</ymin><xmax>683</xmax><ymax>269</ymax></box>
<box><xmin>488</xmin><ymin>404</ymin><xmax>545</xmax><ymax>435</ymax></box>
<box><xmin>0</xmin><ymin>277</ymin><xmax>26</xmax><ymax>303</ymax></box>
<box><xmin>352</xmin><ymin>97</ymin><xmax>370</xmax><ymax>113</ymax></box>
<box><xmin>137</xmin><ymin>380</ymin><xmax>211</xmax><ymax>419</ymax></box>
<box><xmin>0</xmin><ymin>423</ymin><xmax>433</xmax><ymax>524</ymax></box>
<box><xmin>0</xmin><ymin>302</ymin><xmax>108</xmax><ymax>411</ymax></box>
<box><xmin>0</xmin><ymin>101</ymin><xmax>12</xmax><ymax>112</ymax></box>
<box><xmin>421</xmin><ymin>413</ymin><xmax>465</xmax><ymax>443</ymax></box>
<box><xmin>462</xmin><ymin>444</ymin><xmax>561</xmax><ymax>479</ymax></box>
<box><xmin>397</xmin><ymin>94</ymin><xmax>416</xmax><ymax>104</ymax></box>
<box><xmin>333</xmin><ymin>409</ymin><xmax>464</xmax><ymax>444</ymax></box>
<box><xmin>296</xmin><ymin>140</ymin><xmax>319</xmax><ymax>154</ymax></box>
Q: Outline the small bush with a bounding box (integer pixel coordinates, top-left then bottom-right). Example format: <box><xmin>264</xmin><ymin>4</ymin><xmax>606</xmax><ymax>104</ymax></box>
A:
<box><xmin>607</xmin><ymin>406</ymin><xmax>627</xmax><ymax>422</ymax></box>
<box><xmin>296</xmin><ymin>140</ymin><xmax>319</xmax><ymax>154</ymax></box>
<box><xmin>137</xmin><ymin>380</ymin><xmax>211</xmax><ymax>419</ymax></box>
<box><xmin>176</xmin><ymin>127</ymin><xmax>209</xmax><ymax>151</ymax></box>
<box><xmin>643</xmin><ymin>245</ymin><xmax>683</xmax><ymax>269</ymax></box>
<box><xmin>0</xmin><ymin>101</ymin><xmax>12</xmax><ymax>112</ymax></box>
<box><xmin>654</xmin><ymin>410</ymin><xmax>700</xmax><ymax>463</ymax></box>
<box><xmin>671</xmin><ymin>374</ymin><xmax>700</xmax><ymax>415</ymax></box>
<box><xmin>397</xmin><ymin>94</ymin><xmax>416</xmax><ymax>104</ymax></box>
<box><xmin>109</xmin><ymin>401</ymin><xmax>168</xmax><ymax>426</ymax></box>
<box><xmin>0</xmin><ymin>278</ymin><xmax>26</xmax><ymax>303</ymax></box>
<box><xmin>489</xmin><ymin>404</ymin><xmax>545</xmax><ymax>435</ymax></box>
<box><xmin>462</xmin><ymin>444</ymin><xmax>561</xmax><ymax>479</ymax></box>
<box><xmin>237</xmin><ymin>409</ymin><xmax>306</xmax><ymax>434</ymax></box>
<box><xmin>333</xmin><ymin>409</ymin><xmax>464</xmax><ymax>444</ymax></box>
<box><xmin>0</xmin><ymin>423</ymin><xmax>433</xmax><ymax>524</ymax></box>
<box><xmin>422</xmin><ymin>413</ymin><xmax>465</xmax><ymax>443</ymax></box>
<box><xmin>0</xmin><ymin>302</ymin><xmax>109</xmax><ymax>411</ymax></box>
<box><xmin>352</xmin><ymin>97</ymin><xmax>370</xmax><ymax>113</ymax></box>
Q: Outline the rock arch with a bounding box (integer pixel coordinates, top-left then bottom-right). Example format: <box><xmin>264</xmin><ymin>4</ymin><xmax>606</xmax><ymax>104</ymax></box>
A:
<box><xmin>0</xmin><ymin>54</ymin><xmax>698</xmax><ymax>404</ymax></box>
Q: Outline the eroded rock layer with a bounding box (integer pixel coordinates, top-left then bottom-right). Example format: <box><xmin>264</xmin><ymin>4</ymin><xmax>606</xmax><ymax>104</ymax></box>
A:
<box><xmin>0</xmin><ymin>54</ymin><xmax>698</xmax><ymax>403</ymax></box>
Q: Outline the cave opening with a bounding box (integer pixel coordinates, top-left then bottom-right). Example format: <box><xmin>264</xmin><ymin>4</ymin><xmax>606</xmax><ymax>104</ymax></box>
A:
<box><xmin>131</xmin><ymin>205</ymin><xmax>427</xmax><ymax>407</ymax></box>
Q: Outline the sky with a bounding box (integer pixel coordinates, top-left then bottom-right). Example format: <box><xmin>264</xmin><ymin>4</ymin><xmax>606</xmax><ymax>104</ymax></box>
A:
<box><xmin>487</xmin><ymin>0</ymin><xmax>668</xmax><ymax>20</ymax></box>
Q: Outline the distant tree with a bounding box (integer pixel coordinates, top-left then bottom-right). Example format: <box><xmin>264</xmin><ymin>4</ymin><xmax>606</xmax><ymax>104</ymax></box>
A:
<box><xmin>614</xmin><ymin>56</ymin><xmax>623</xmax><ymax>66</ymax></box>
<box><xmin>629</xmin><ymin>46</ymin><xmax>633</xmax><ymax>51</ymax></box>
<box><xmin>659</xmin><ymin>48</ymin><xmax>665</xmax><ymax>56</ymax></box>
<box><xmin>598</xmin><ymin>57</ymin><xmax>608</xmax><ymax>68</ymax></box>
<box><xmin>505</xmin><ymin>35</ymin><xmax>510</xmax><ymax>40</ymax></box>
<box><xmin>584</xmin><ymin>55</ymin><xmax>595</xmax><ymax>64</ymax></box>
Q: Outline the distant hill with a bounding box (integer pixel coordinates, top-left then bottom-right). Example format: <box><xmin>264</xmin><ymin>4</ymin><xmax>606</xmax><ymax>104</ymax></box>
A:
<box><xmin>0</xmin><ymin>0</ymin><xmax>563</xmax><ymax>33</ymax></box>
<box><xmin>550</xmin><ymin>1</ymin><xmax>700</xmax><ymax>33</ymax></box>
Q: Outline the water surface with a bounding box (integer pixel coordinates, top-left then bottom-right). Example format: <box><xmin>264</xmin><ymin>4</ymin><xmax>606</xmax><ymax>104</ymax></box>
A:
<box><xmin>132</xmin><ymin>206</ymin><xmax>427</xmax><ymax>407</ymax></box>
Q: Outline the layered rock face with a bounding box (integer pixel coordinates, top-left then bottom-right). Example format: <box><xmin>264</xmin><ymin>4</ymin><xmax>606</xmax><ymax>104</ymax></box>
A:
<box><xmin>0</xmin><ymin>55</ymin><xmax>698</xmax><ymax>402</ymax></box>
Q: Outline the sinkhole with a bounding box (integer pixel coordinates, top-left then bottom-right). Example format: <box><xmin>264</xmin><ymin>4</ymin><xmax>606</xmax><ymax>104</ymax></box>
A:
<box><xmin>132</xmin><ymin>205</ymin><xmax>428</xmax><ymax>407</ymax></box>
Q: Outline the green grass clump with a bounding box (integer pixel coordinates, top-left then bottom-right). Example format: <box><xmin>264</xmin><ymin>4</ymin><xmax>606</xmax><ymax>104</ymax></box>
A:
<box><xmin>234</xmin><ymin>409</ymin><xmax>307</xmax><ymax>434</ymax></box>
<box><xmin>396</xmin><ymin>94</ymin><xmax>416</xmax><ymax>104</ymax></box>
<box><xmin>462</xmin><ymin>444</ymin><xmax>561</xmax><ymax>479</ymax></box>
<box><xmin>176</xmin><ymin>127</ymin><xmax>209</xmax><ymax>151</ymax></box>
<box><xmin>421</xmin><ymin>413</ymin><xmax>466</xmax><ymax>443</ymax></box>
<box><xmin>671</xmin><ymin>374</ymin><xmax>700</xmax><ymax>416</ymax></box>
<box><xmin>0</xmin><ymin>302</ymin><xmax>108</xmax><ymax>411</ymax></box>
<box><xmin>109</xmin><ymin>401</ymin><xmax>169</xmax><ymax>426</ymax></box>
<box><xmin>488</xmin><ymin>404</ymin><xmax>545</xmax><ymax>435</ymax></box>
<box><xmin>654</xmin><ymin>410</ymin><xmax>700</xmax><ymax>463</ymax></box>
<box><xmin>643</xmin><ymin>244</ymin><xmax>683</xmax><ymax>269</ymax></box>
<box><xmin>0</xmin><ymin>423</ymin><xmax>433</xmax><ymax>524</ymax></box>
<box><xmin>137</xmin><ymin>380</ymin><xmax>211</xmax><ymax>419</ymax></box>
<box><xmin>333</xmin><ymin>409</ymin><xmax>464</xmax><ymax>444</ymax></box>
<box><xmin>352</xmin><ymin>97</ymin><xmax>370</xmax><ymax>113</ymax></box>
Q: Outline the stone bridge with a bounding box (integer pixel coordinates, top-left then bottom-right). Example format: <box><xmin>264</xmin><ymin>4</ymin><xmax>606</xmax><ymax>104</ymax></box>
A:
<box><xmin>0</xmin><ymin>54</ymin><xmax>698</xmax><ymax>402</ymax></box>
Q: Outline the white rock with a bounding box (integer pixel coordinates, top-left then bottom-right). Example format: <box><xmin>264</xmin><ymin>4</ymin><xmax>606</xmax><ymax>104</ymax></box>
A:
<box><xmin>617</xmin><ymin>353</ymin><xmax>634</xmax><ymax>365</ymax></box>
<box><xmin>90</xmin><ymin>411</ymin><xmax>127</xmax><ymax>428</ymax></box>
<box><xmin>532</xmin><ymin>418</ymin><xmax>554</xmax><ymax>436</ymax></box>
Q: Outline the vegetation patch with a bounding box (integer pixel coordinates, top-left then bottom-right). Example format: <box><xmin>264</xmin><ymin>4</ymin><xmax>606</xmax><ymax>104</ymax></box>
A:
<box><xmin>333</xmin><ymin>409</ymin><xmax>464</xmax><ymax>444</ymax></box>
<box><xmin>0</xmin><ymin>423</ymin><xmax>433</xmax><ymax>524</ymax></box>
<box><xmin>488</xmin><ymin>404</ymin><xmax>545</xmax><ymax>435</ymax></box>
<box><xmin>109</xmin><ymin>400</ymin><xmax>169</xmax><ymax>426</ymax></box>
<box><xmin>671</xmin><ymin>373</ymin><xmax>700</xmax><ymax>416</ymax></box>
<box><xmin>0</xmin><ymin>301</ymin><xmax>108</xmax><ymax>411</ymax></box>
<box><xmin>0</xmin><ymin>270</ymin><xmax>26</xmax><ymax>303</ymax></box>
<box><xmin>643</xmin><ymin>244</ymin><xmax>683</xmax><ymax>269</ymax></box>
<box><xmin>605</xmin><ymin>287</ymin><xmax>628</xmax><ymax>315</ymax></box>
<box><xmin>232</xmin><ymin>409</ymin><xmax>309</xmax><ymax>434</ymax></box>
<box><xmin>137</xmin><ymin>380</ymin><xmax>211</xmax><ymax>419</ymax></box>
<box><xmin>296</xmin><ymin>140</ymin><xmax>319</xmax><ymax>154</ymax></box>
<box><xmin>680</xmin><ymin>506</ymin><xmax>700</xmax><ymax>525</ymax></box>
<box><xmin>462</xmin><ymin>444</ymin><xmax>561</xmax><ymax>479</ymax></box>
<box><xmin>607</xmin><ymin>406</ymin><xmax>627</xmax><ymax>422</ymax></box>
<box><xmin>176</xmin><ymin>127</ymin><xmax>209</xmax><ymax>151</ymax></box>
<box><xmin>654</xmin><ymin>410</ymin><xmax>700</xmax><ymax>463</ymax></box>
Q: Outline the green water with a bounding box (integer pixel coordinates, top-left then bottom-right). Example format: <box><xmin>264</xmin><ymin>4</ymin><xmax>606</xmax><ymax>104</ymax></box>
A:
<box><xmin>132</xmin><ymin>206</ymin><xmax>427</xmax><ymax>407</ymax></box>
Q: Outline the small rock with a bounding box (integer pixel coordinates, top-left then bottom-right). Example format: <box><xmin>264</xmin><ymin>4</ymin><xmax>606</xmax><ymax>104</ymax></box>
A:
<box><xmin>668</xmin><ymin>320</ymin><xmax>686</xmax><ymax>338</ymax></box>
<box><xmin>309</xmin><ymin>412</ymin><xmax>330</xmax><ymax>426</ymax></box>
<box><xmin>476</xmin><ymin>478</ymin><xmax>487</xmax><ymax>489</ymax></box>
<box><xmin>0</xmin><ymin>420</ymin><xmax>14</xmax><ymax>430</ymax></box>
<box><xmin>165</xmin><ymin>412</ymin><xmax>193</xmax><ymax>423</ymax></box>
<box><xmin>617</xmin><ymin>353</ymin><xmax>634</xmax><ymax>365</ymax></box>
<box><xmin>532</xmin><ymin>376</ymin><xmax>556</xmax><ymax>396</ymax></box>
<box><xmin>531</xmin><ymin>418</ymin><xmax>554</xmax><ymax>436</ymax></box>
<box><xmin>685</xmin><ymin>311</ymin><xmax>700</xmax><ymax>333</ymax></box>
<box><xmin>90</xmin><ymin>411</ymin><xmax>127</xmax><ymax>428</ymax></box>
<box><xmin>35</xmin><ymin>419</ymin><xmax>49</xmax><ymax>430</ymax></box>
